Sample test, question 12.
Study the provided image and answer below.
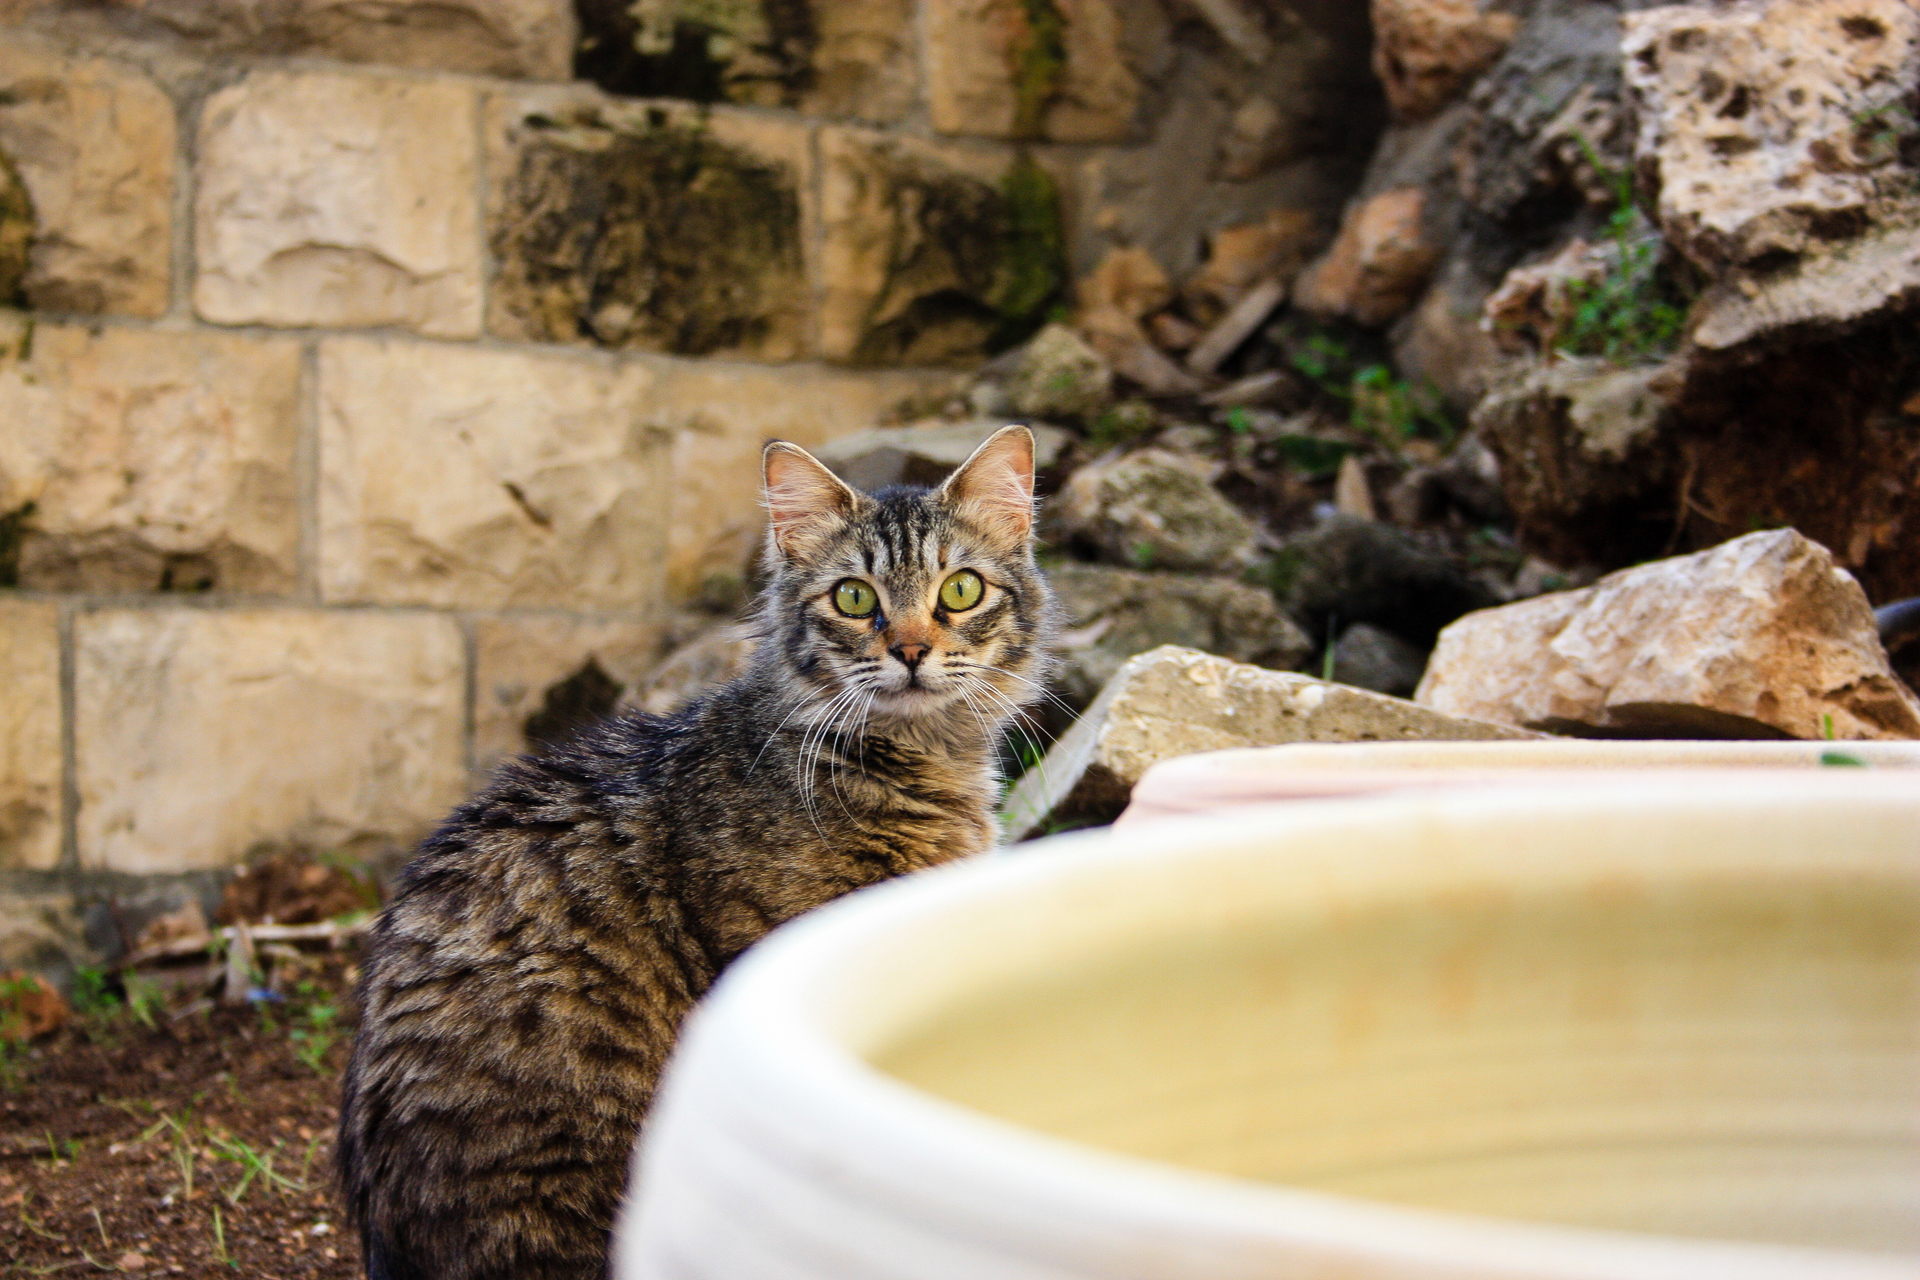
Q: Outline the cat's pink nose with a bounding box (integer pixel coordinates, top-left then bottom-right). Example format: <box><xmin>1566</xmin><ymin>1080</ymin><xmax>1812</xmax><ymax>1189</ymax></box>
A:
<box><xmin>891</xmin><ymin>642</ymin><xmax>929</xmax><ymax>668</ymax></box>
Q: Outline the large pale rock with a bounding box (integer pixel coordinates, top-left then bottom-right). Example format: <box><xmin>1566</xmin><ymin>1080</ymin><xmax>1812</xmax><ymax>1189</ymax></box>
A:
<box><xmin>1371</xmin><ymin>0</ymin><xmax>1518</xmax><ymax>122</ymax></box>
<box><xmin>0</xmin><ymin>598</ymin><xmax>61</xmax><ymax>871</ymax></box>
<box><xmin>1001</xmin><ymin>645</ymin><xmax>1534</xmax><ymax>837</ymax></box>
<box><xmin>107</xmin><ymin>0</ymin><xmax>575</xmax><ymax>78</ymax></box>
<box><xmin>75</xmin><ymin>608</ymin><xmax>467</xmax><ymax>873</ymax></box>
<box><xmin>816</xmin><ymin>419</ymin><xmax>1071</xmax><ymax>492</ymax></box>
<box><xmin>646</xmin><ymin>359</ymin><xmax>959</xmax><ymax>594</ymax></box>
<box><xmin>1047</xmin><ymin>562</ymin><xmax>1311</xmax><ymax>707</ymax></box>
<box><xmin>924</xmin><ymin>0</ymin><xmax>1142</xmax><ymax>142</ymax></box>
<box><xmin>1293</xmin><ymin>187</ymin><xmax>1442</xmax><ymax>327</ymax></box>
<box><xmin>0</xmin><ymin>325</ymin><xmax>302</xmax><ymax>593</ymax></box>
<box><xmin>1416</xmin><ymin>529</ymin><xmax>1920</xmax><ymax>740</ymax></box>
<box><xmin>195</xmin><ymin>69</ymin><xmax>482</xmax><ymax>337</ymax></box>
<box><xmin>0</xmin><ymin>42</ymin><xmax>173</xmax><ymax>317</ymax></box>
<box><xmin>486</xmin><ymin>91</ymin><xmax>810</xmax><ymax>360</ymax></box>
<box><xmin>1689</xmin><ymin>221</ymin><xmax>1920</xmax><ymax>352</ymax></box>
<box><xmin>1005</xmin><ymin>323</ymin><xmax>1111</xmax><ymax>419</ymax></box>
<box><xmin>1053</xmin><ymin>448</ymin><xmax>1259</xmax><ymax>573</ymax></box>
<box><xmin>473</xmin><ymin>615</ymin><xmax>667</xmax><ymax>775</ymax></box>
<box><xmin>1622</xmin><ymin>0</ymin><xmax>1920</xmax><ymax>273</ymax></box>
<box><xmin>318</xmin><ymin>336</ymin><xmax>670</xmax><ymax>610</ymax></box>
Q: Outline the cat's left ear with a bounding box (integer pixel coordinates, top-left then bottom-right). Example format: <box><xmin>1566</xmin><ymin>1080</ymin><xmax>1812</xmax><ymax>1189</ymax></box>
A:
<box><xmin>938</xmin><ymin>425</ymin><xmax>1036</xmax><ymax>545</ymax></box>
<box><xmin>763</xmin><ymin>440</ymin><xmax>862</xmax><ymax>560</ymax></box>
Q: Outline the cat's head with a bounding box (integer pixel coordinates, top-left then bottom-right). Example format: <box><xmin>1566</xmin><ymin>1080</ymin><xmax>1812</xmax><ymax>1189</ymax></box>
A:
<box><xmin>755</xmin><ymin>425</ymin><xmax>1057</xmax><ymax>731</ymax></box>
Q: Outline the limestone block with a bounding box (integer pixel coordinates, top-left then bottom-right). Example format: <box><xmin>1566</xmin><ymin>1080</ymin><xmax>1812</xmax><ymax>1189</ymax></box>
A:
<box><xmin>0</xmin><ymin>598</ymin><xmax>61</xmax><ymax>871</ymax></box>
<box><xmin>1416</xmin><ymin>529</ymin><xmax>1920</xmax><ymax>740</ymax></box>
<box><xmin>318</xmin><ymin>336</ymin><xmax>670</xmax><ymax>610</ymax></box>
<box><xmin>1046</xmin><ymin>562</ymin><xmax>1311</xmax><ymax>707</ymax></box>
<box><xmin>195</xmin><ymin>70</ymin><xmax>482</xmax><ymax>337</ymax></box>
<box><xmin>1370</xmin><ymin>0</ymin><xmax>1518</xmax><ymax>122</ymax></box>
<box><xmin>645</xmin><ymin>359</ymin><xmax>959</xmax><ymax>593</ymax></box>
<box><xmin>75</xmin><ymin>607</ymin><xmax>467</xmax><ymax>874</ymax></box>
<box><xmin>1052</xmin><ymin>448</ymin><xmax>1259</xmax><ymax>573</ymax></box>
<box><xmin>1622</xmin><ymin>0</ymin><xmax>1920</xmax><ymax>273</ymax></box>
<box><xmin>473</xmin><ymin>615</ymin><xmax>667</xmax><ymax>775</ymax></box>
<box><xmin>1001</xmin><ymin>645</ymin><xmax>1533</xmax><ymax>838</ymax></box>
<box><xmin>116</xmin><ymin>0</ymin><xmax>574</xmax><ymax>78</ymax></box>
<box><xmin>924</xmin><ymin>0</ymin><xmax>1142</xmax><ymax>142</ymax></box>
<box><xmin>0</xmin><ymin>42</ymin><xmax>173</xmax><ymax>317</ymax></box>
<box><xmin>0</xmin><ymin>889</ymin><xmax>89</xmax><ymax>974</ymax></box>
<box><xmin>803</xmin><ymin>0</ymin><xmax>919</xmax><ymax>121</ymax></box>
<box><xmin>486</xmin><ymin>90</ymin><xmax>810</xmax><ymax>360</ymax></box>
<box><xmin>0</xmin><ymin>324</ymin><xmax>302</xmax><ymax>593</ymax></box>
<box><xmin>1294</xmin><ymin>187</ymin><xmax>1442</xmax><ymax>327</ymax></box>
<box><xmin>816</xmin><ymin>129</ymin><xmax>1064</xmax><ymax>365</ymax></box>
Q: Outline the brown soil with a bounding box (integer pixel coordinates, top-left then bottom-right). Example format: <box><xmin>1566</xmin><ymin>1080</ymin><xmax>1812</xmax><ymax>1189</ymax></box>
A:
<box><xmin>0</xmin><ymin>955</ymin><xmax>361</xmax><ymax>1278</ymax></box>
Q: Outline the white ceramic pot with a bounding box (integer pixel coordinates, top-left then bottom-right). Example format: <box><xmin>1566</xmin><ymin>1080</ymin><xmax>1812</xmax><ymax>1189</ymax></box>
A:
<box><xmin>615</xmin><ymin>774</ymin><xmax>1920</xmax><ymax>1280</ymax></box>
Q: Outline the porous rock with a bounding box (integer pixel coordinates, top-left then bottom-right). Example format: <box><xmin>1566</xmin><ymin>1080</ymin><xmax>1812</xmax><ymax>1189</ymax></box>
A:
<box><xmin>1046</xmin><ymin>561</ymin><xmax>1312</xmax><ymax>708</ymax></box>
<box><xmin>815</xmin><ymin>420</ymin><xmax>1071</xmax><ymax>492</ymax></box>
<box><xmin>1371</xmin><ymin>0</ymin><xmax>1519</xmax><ymax>123</ymax></box>
<box><xmin>1416</xmin><ymin>528</ymin><xmax>1920</xmax><ymax>740</ymax></box>
<box><xmin>0</xmin><ymin>324</ymin><xmax>303</xmax><ymax>594</ymax></box>
<box><xmin>487</xmin><ymin>92</ymin><xmax>808</xmax><ymax>360</ymax></box>
<box><xmin>1053</xmin><ymin>448</ymin><xmax>1260</xmax><ymax>573</ymax></box>
<box><xmin>1293</xmin><ymin>187</ymin><xmax>1442</xmax><ymax>327</ymax></box>
<box><xmin>0</xmin><ymin>42</ymin><xmax>174</xmax><ymax>317</ymax></box>
<box><xmin>1267</xmin><ymin>513</ymin><xmax>1495</xmax><ymax>648</ymax></box>
<box><xmin>1005</xmin><ymin>323</ymin><xmax>1112</xmax><ymax>419</ymax></box>
<box><xmin>0</xmin><ymin>598</ymin><xmax>61</xmax><ymax>871</ymax></box>
<box><xmin>1001</xmin><ymin>645</ymin><xmax>1534</xmax><ymax>838</ymax></box>
<box><xmin>1622</xmin><ymin>0</ymin><xmax>1920</xmax><ymax>274</ymax></box>
<box><xmin>195</xmin><ymin>69</ymin><xmax>482</xmax><ymax>336</ymax></box>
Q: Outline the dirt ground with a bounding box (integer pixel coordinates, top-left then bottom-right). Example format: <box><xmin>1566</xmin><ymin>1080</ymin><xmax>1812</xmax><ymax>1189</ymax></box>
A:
<box><xmin>0</xmin><ymin>953</ymin><xmax>362</xmax><ymax>1278</ymax></box>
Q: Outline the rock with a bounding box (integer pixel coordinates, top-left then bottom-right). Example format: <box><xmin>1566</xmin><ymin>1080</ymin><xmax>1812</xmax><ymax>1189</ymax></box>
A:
<box><xmin>74</xmin><ymin>607</ymin><xmax>467</xmax><ymax>873</ymax></box>
<box><xmin>1186</xmin><ymin>277</ymin><xmax>1286</xmax><ymax>376</ymax></box>
<box><xmin>1076</xmin><ymin>246</ymin><xmax>1171</xmax><ymax>322</ymax></box>
<box><xmin>1053</xmin><ymin>448</ymin><xmax>1260</xmax><ymax>573</ymax></box>
<box><xmin>486</xmin><ymin>91</ymin><xmax>809</xmax><ymax>360</ymax></box>
<box><xmin>472</xmin><ymin>615</ymin><xmax>668</xmax><ymax>774</ymax></box>
<box><xmin>0</xmin><ymin>889</ymin><xmax>89</xmax><ymax>977</ymax></box>
<box><xmin>1329</xmin><ymin>621</ymin><xmax>1427</xmax><ymax>697</ymax></box>
<box><xmin>0</xmin><ymin>970</ymin><xmax>67</xmax><ymax>1042</ymax></box>
<box><xmin>1005</xmin><ymin>323</ymin><xmax>1112</xmax><ymax>419</ymax></box>
<box><xmin>0</xmin><ymin>155</ymin><xmax>28</xmax><ymax>303</ymax></box>
<box><xmin>1481</xmin><ymin>236</ymin><xmax>1612</xmax><ymax>354</ymax></box>
<box><xmin>1332</xmin><ymin>453</ymin><xmax>1376</xmax><ymax>519</ymax></box>
<box><xmin>630</xmin><ymin>624</ymin><xmax>758</xmax><ymax>715</ymax></box>
<box><xmin>1181</xmin><ymin>209</ymin><xmax>1318</xmax><ymax>323</ymax></box>
<box><xmin>1001</xmin><ymin>644</ymin><xmax>1535</xmax><ymax>837</ymax></box>
<box><xmin>1217</xmin><ymin>95</ymin><xmax>1311</xmax><ymax>181</ymax></box>
<box><xmin>105</xmin><ymin>0</ymin><xmax>575</xmax><ymax>78</ymax></box>
<box><xmin>923</xmin><ymin>0</ymin><xmax>1143</xmax><ymax>142</ymax></box>
<box><xmin>129</xmin><ymin>898</ymin><xmax>213</xmax><ymax>956</ymax></box>
<box><xmin>816</xmin><ymin>130</ymin><xmax>1066</xmax><ymax>365</ymax></box>
<box><xmin>804</xmin><ymin>0</ymin><xmax>920</xmax><ymax>121</ymax></box>
<box><xmin>1689</xmin><ymin>223</ymin><xmax>1920</xmax><ymax>353</ymax></box>
<box><xmin>0</xmin><ymin>598</ymin><xmax>60</xmax><ymax>871</ymax></box>
<box><xmin>1370</xmin><ymin>0</ymin><xmax>1519</xmax><ymax>122</ymax></box>
<box><xmin>1076</xmin><ymin>308</ymin><xmax>1205</xmax><ymax>397</ymax></box>
<box><xmin>0</xmin><ymin>42</ymin><xmax>174</xmax><ymax>317</ymax></box>
<box><xmin>195</xmin><ymin>69</ymin><xmax>482</xmax><ymax>337</ymax></box>
<box><xmin>216</xmin><ymin>852</ymin><xmax>367</xmax><ymax>926</ymax></box>
<box><xmin>0</xmin><ymin>324</ymin><xmax>303</xmax><ymax>594</ymax></box>
<box><xmin>1622</xmin><ymin>0</ymin><xmax>1920</xmax><ymax>274</ymax></box>
<box><xmin>1416</xmin><ymin>528</ymin><xmax>1920</xmax><ymax>740</ymax></box>
<box><xmin>1267</xmin><ymin>513</ymin><xmax>1496</xmax><ymax>648</ymax></box>
<box><xmin>815</xmin><ymin>420</ymin><xmax>1072</xmax><ymax>492</ymax></box>
<box><xmin>1293</xmin><ymin>187</ymin><xmax>1442</xmax><ymax>327</ymax></box>
<box><xmin>1046</xmin><ymin>561</ymin><xmax>1311</xmax><ymax>707</ymax></box>
<box><xmin>316</xmin><ymin>335</ymin><xmax>669</xmax><ymax>610</ymax></box>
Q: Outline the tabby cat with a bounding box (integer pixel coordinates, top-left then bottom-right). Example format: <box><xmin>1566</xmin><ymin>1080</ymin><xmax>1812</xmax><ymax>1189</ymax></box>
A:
<box><xmin>337</xmin><ymin>426</ymin><xmax>1057</xmax><ymax>1280</ymax></box>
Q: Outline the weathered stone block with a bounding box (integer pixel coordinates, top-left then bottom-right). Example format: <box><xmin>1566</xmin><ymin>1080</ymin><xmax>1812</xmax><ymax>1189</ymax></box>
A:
<box><xmin>75</xmin><ymin>607</ymin><xmax>467</xmax><ymax>874</ymax></box>
<box><xmin>113</xmin><ymin>0</ymin><xmax>575</xmax><ymax>79</ymax></box>
<box><xmin>1052</xmin><ymin>447</ymin><xmax>1259</xmax><ymax>573</ymax></box>
<box><xmin>0</xmin><ymin>42</ymin><xmax>173</xmax><ymax>317</ymax></box>
<box><xmin>1623</xmin><ymin>0</ymin><xmax>1920</xmax><ymax>273</ymax></box>
<box><xmin>924</xmin><ymin>0</ymin><xmax>1142</xmax><ymax>142</ymax></box>
<box><xmin>486</xmin><ymin>90</ymin><xmax>809</xmax><ymax>360</ymax></box>
<box><xmin>0</xmin><ymin>598</ymin><xmax>61</xmax><ymax>871</ymax></box>
<box><xmin>318</xmin><ymin>336</ymin><xmax>670</xmax><ymax>610</ymax></box>
<box><xmin>0</xmin><ymin>324</ymin><xmax>302</xmax><ymax>594</ymax></box>
<box><xmin>646</xmin><ymin>359</ymin><xmax>959</xmax><ymax>593</ymax></box>
<box><xmin>1416</xmin><ymin>528</ymin><xmax>1920</xmax><ymax>741</ymax></box>
<box><xmin>195</xmin><ymin>69</ymin><xmax>482</xmax><ymax>337</ymax></box>
<box><xmin>473</xmin><ymin>615</ymin><xmax>667</xmax><ymax>776</ymax></box>
<box><xmin>817</xmin><ymin>129</ymin><xmax>1066</xmax><ymax>365</ymax></box>
<box><xmin>1001</xmin><ymin>644</ymin><xmax>1534</xmax><ymax>838</ymax></box>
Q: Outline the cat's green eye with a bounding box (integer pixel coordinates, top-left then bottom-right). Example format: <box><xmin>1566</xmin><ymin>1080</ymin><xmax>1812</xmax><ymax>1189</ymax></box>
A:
<box><xmin>833</xmin><ymin>579</ymin><xmax>879</xmax><ymax>618</ymax></box>
<box><xmin>939</xmin><ymin>569</ymin><xmax>984</xmax><ymax>612</ymax></box>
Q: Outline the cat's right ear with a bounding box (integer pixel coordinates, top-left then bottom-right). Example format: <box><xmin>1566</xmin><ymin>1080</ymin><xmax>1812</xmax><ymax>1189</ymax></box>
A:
<box><xmin>763</xmin><ymin>441</ymin><xmax>861</xmax><ymax>560</ymax></box>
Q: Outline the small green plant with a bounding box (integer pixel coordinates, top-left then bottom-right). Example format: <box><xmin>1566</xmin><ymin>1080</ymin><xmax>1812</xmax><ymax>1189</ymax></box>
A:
<box><xmin>1349</xmin><ymin>364</ymin><xmax>1454</xmax><ymax>447</ymax></box>
<box><xmin>1554</xmin><ymin>135</ymin><xmax>1691</xmax><ymax>362</ymax></box>
<box><xmin>287</xmin><ymin>989</ymin><xmax>341</xmax><ymax>1075</ymax></box>
<box><xmin>69</xmin><ymin>967</ymin><xmax>118</xmax><ymax>1018</ymax></box>
<box><xmin>1270</xmin><ymin>434</ymin><xmax>1357</xmax><ymax>479</ymax></box>
<box><xmin>210</xmin><ymin>1203</ymin><xmax>237</xmax><ymax>1269</ymax></box>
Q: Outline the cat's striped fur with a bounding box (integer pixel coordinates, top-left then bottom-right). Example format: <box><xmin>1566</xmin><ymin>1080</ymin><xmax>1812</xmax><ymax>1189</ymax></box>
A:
<box><xmin>337</xmin><ymin>427</ymin><xmax>1056</xmax><ymax>1280</ymax></box>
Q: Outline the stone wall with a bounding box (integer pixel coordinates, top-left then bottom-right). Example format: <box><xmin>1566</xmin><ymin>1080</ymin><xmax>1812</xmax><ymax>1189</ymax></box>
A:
<box><xmin>0</xmin><ymin>0</ymin><xmax>1380</xmax><ymax>974</ymax></box>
